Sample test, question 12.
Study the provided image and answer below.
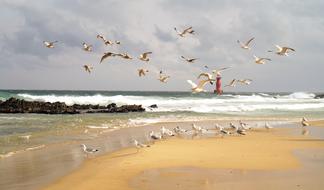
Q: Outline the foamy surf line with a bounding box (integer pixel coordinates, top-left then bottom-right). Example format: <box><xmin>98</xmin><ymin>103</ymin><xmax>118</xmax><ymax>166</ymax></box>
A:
<box><xmin>13</xmin><ymin>92</ymin><xmax>324</xmax><ymax>114</ymax></box>
<box><xmin>0</xmin><ymin>144</ymin><xmax>45</xmax><ymax>159</ymax></box>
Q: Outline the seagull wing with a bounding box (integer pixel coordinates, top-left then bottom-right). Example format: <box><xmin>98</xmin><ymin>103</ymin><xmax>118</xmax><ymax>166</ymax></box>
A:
<box><xmin>187</xmin><ymin>80</ymin><xmax>197</xmax><ymax>88</ymax></box>
<box><xmin>245</xmin><ymin>37</ymin><xmax>254</xmax><ymax>46</ymax></box>
<box><xmin>100</xmin><ymin>52</ymin><xmax>114</xmax><ymax>63</ymax></box>
<box><xmin>282</xmin><ymin>47</ymin><xmax>295</xmax><ymax>52</ymax></box>
<box><xmin>183</xmin><ymin>26</ymin><xmax>193</xmax><ymax>33</ymax></box>
<box><xmin>198</xmin><ymin>73</ymin><xmax>212</xmax><ymax>80</ymax></box>
<box><xmin>196</xmin><ymin>80</ymin><xmax>210</xmax><ymax>89</ymax></box>
<box><xmin>142</xmin><ymin>52</ymin><xmax>152</xmax><ymax>58</ymax></box>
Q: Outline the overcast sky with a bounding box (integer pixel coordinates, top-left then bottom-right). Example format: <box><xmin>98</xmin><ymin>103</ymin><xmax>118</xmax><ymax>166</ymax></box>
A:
<box><xmin>0</xmin><ymin>0</ymin><xmax>323</xmax><ymax>92</ymax></box>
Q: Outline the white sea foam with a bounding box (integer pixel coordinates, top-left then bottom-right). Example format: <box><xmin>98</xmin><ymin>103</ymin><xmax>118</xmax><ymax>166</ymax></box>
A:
<box><xmin>16</xmin><ymin>92</ymin><xmax>324</xmax><ymax>114</ymax></box>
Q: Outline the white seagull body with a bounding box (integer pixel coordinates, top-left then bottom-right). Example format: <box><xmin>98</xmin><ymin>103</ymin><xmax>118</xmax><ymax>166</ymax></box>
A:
<box><xmin>81</xmin><ymin>144</ymin><xmax>98</xmax><ymax>155</ymax></box>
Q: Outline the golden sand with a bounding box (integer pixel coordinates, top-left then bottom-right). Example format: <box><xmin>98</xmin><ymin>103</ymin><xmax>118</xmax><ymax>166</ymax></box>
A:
<box><xmin>310</xmin><ymin>120</ymin><xmax>324</xmax><ymax>127</ymax></box>
<box><xmin>44</xmin><ymin>127</ymin><xmax>324</xmax><ymax>190</ymax></box>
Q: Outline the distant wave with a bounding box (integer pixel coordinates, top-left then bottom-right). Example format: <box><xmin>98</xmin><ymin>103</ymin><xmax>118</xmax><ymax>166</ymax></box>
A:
<box><xmin>11</xmin><ymin>92</ymin><xmax>324</xmax><ymax>114</ymax></box>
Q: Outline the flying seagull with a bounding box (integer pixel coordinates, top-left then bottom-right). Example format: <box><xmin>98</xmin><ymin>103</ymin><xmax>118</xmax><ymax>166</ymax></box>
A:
<box><xmin>254</xmin><ymin>55</ymin><xmax>271</xmax><ymax>64</ymax></box>
<box><xmin>83</xmin><ymin>65</ymin><xmax>93</xmax><ymax>73</ymax></box>
<box><xmin>43</xmin><ymin>41</ymin><xmax>58</xmax><ymax>48</ymax></box>
<box><xmin>174</xmin><ymin>26</ymin><xmax>195</xmax><ymax>37</ymax></box>
<box><xmin>82</xmin><ymin>42</ymin><xmax>93</xmax><ymax>52</ymax></box>
<box><xmin>237</xmin><ymin>37</ymin><xmax>254</xmax><ymax>50</ymax></box>
<box><xmin>158</xmin><ymin>75</ymin><xmax>170</xmax><ymax>83</ymax></box>
<box><xmin>100</xmin><ymin>52</ymin><xmax>118</xmax><ymax>63</ymax></box>
<box><xmin>181</xmin><ymin>56</ymin><xmax>198</xmax><ymax>63</ymax></box>
<box><xmin>225</xmin><ymin>79</ymin><xmax>237</xmax><ymax>87</ymax></box>
<box><xmin>237</xmin><ymin>79</ymin><xmax>253</xmax><ymax>85</ymax></box>
<box><xmin>149</xmin><ymin>131</ymin><xmax>162</xmax><ymax>140</ymax></box>
<box><xmin>96</xmin><ymin>34</ymin><xmax>114</xmax><ymax>45</ymax></box>
<box><xmin>268</xmin><ymin>45</ymin><xmax>295</xmax><ymax>56</ymax></box>
<box><xmin>138</xmin><ymin>69</ymin><xmax>149</xmax><ymax>77</ymax></box>
<box><xmin>139</xmin><ymin>52</ymin><xmax>152</xmax><ymax>62</ymax></box>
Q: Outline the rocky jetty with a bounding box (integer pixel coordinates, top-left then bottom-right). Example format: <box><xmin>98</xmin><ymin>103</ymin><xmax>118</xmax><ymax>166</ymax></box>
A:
<box><xmin>0</xmin><ymin>98</ymin><xmax>145</xmax><ymax>114</ymax></box>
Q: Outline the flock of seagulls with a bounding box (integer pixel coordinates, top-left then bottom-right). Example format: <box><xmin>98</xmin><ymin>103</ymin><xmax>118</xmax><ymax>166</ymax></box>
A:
<box><xmin>43</xmin><ymin>26</ymin><xmax>295</xmax><ymax>93</ymax></box>
<box><xmin>80</xmin><ymin>117</ymin><xmax>314</xmax><ymax>157</ymax></box>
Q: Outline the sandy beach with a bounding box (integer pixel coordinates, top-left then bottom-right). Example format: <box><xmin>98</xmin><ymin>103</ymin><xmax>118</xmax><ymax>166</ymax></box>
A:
<box><xmin>43</xmin><ymin>120</ymin><xmax>324</xmax><ymax>190</ymax></box>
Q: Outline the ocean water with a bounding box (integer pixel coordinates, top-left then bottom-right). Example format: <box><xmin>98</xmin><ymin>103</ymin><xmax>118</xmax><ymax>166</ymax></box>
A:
<box><xmin>0</xmin><ymin>90</ymin><xmax>324</xmax><ymax>155</ymax></box>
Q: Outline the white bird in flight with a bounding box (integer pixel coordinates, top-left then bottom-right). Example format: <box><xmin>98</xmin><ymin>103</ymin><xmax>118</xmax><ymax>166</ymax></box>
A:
<box><xmin>139</xmin><ymin>52</ymin><xmax>152</xmax><ymax>62</ymax></box>
<box><xmin>43</xmin><ymin>41</ymin><xmax>58</xmax><ymax>48</ymax></box>
<box><xmin>237</xmin><ymin>37</ymin><xmax>254</xmax><ymax>50</ymax></box>
<box><xmin>269</xmin><ymin>45</ymin><xmax>295</xmax><ymax>56</ymax></box>
<box><xmin>174</xmin><ymin>26</ymin><xmax>195</xmax><ymax>37</ymax></box>
<box><xmin>198</xmin><ymin>72</ymin><xmax>215</xmax><ymax>85</ymax></box>
<box><xmin>117</xmin><ymin>53</ymin><xmax>133</xmax><ymax>60</ymax></box>
<box><xmin>187</xmin><ymin>79</ymin><xmax>212</xmax><ymax>93</ymax></box>
<box><xmin>254</xmin><ymin>55</ymin><xmax>271</xmax><ymax>64</ymax></box>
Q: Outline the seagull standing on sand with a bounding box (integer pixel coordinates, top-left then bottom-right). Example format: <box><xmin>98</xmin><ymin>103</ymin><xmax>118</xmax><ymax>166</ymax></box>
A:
<box><xmin>160</xmin><ymin>127</ymin><xmax>175</xmax><ymax>137</ymax></box>
<box><xmin>82</xmin><ymin>42</ymin><xmax>93</xmax><ymax>52</ymax></box>
<box><xmin>139</xmin><ymin>52</ymin><xmax>152</xmax><ymax>62</ymax></box>
<box><xmin>254</xmin><ymin>55</ymin><xmax>271</xmax><ymax>64</ymax></box>
<box><xmin>236</xmin><ymin>128</ymin><xmax>246</xmax><ymax>135</ymax></box>
<box><xmin>230</xmin><ymin>122</ymin><xmax>238</xmax><ymax>130</ymax></box>
<box><xmin>239</xmin><ymin>120</ymin><xmax>251</xmax><ymax>130</ymax></box>
<box><xmin>265</xmin><ymin>122</ymin><xmax>273</xmax><ymax>129</ymax></box>
<box><xmin>269</xmin><ymin>45</ymin><xmax>295</xmax><ymax>56</ymax></box>
<box><xmin>301</xmin><ymin>119</ymin><xmax>309</xmax><ymax>127</ymax></box>
<box><xmin>133</xmin><ymin>140</ymin><xmax>150</xmax><ymax>152</ymax></box>
<box><xmin>187</xmin><ymin>79</ymin><xmax>212</xmax><ymax>93</ymax></box>
<box><xmin>138</xmin><ymin>69</ymin><xmax>149</xmax><ymax>77</ymax></box>
<box><xmin>149</xmin><ymin>131</ymin><xmax>162</xmax><ymax>140</ymax></box>
<box><xmin>80</xmin><ymin>144</ymin><xmax>98</xmax><ymax>156</ymax></box>
<box><xmin>83</xmin><ymin>65</ymin><xmax>93</xmax><ymax>73</ymax></box>
<box><xmin>43</xmin><ymin>41</ymin><xmax>58</xmax><ymax>48</ymax></box>
<box><xmin>237</xmin><ymin>37</ymin><xmax>254</xmax><ymax>50</ymax></box>
<box><xmin>174</xmin><ymin>126</ymin><xmax>187</xmax><ymax>134</ymax></box>
<box><xmin>174</xmin><ymin>26</ymin><xmax>195</xmax><ymax>37</ymax></box>
<box><xmin>181</xmin><ymin>56</ymin><xmax>198</xmax><ymax>63</ymax></box>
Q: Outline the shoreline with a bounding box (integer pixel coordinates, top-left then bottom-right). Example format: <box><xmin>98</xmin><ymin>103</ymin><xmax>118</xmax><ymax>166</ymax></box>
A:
<box><xmin>43</xmin><ymin>120</ymin><xmax>324</xmax><ymax>190</ymax></box>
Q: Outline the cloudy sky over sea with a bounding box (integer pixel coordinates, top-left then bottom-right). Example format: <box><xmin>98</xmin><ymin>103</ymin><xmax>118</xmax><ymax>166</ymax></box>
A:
<box><xmin>0</xmin><ymin>0</ymin><xmax>323</xmax><ymax>92</ymax></box>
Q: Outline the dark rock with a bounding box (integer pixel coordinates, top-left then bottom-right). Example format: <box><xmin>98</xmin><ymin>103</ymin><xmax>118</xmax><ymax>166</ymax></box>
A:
<box><xmin>148</xmin><ymin>104</ymin><xmax>158</xmax><ymax>109</ymax></box>
<box><xmin>315</xmin><ymin>94</ymin><xmax>324</xmax><ymax>99</ymax></box>
<box><xmin>0</xmin><ymin>97</ymin><xmax>145</xmax><ymax>114</ymax></box>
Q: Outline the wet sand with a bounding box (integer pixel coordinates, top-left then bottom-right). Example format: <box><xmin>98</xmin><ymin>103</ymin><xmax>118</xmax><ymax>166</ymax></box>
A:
<box><xmin>44</xmin><ymin>121</ymin><xmax>324</xmax><ymax>190</ymax></box>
